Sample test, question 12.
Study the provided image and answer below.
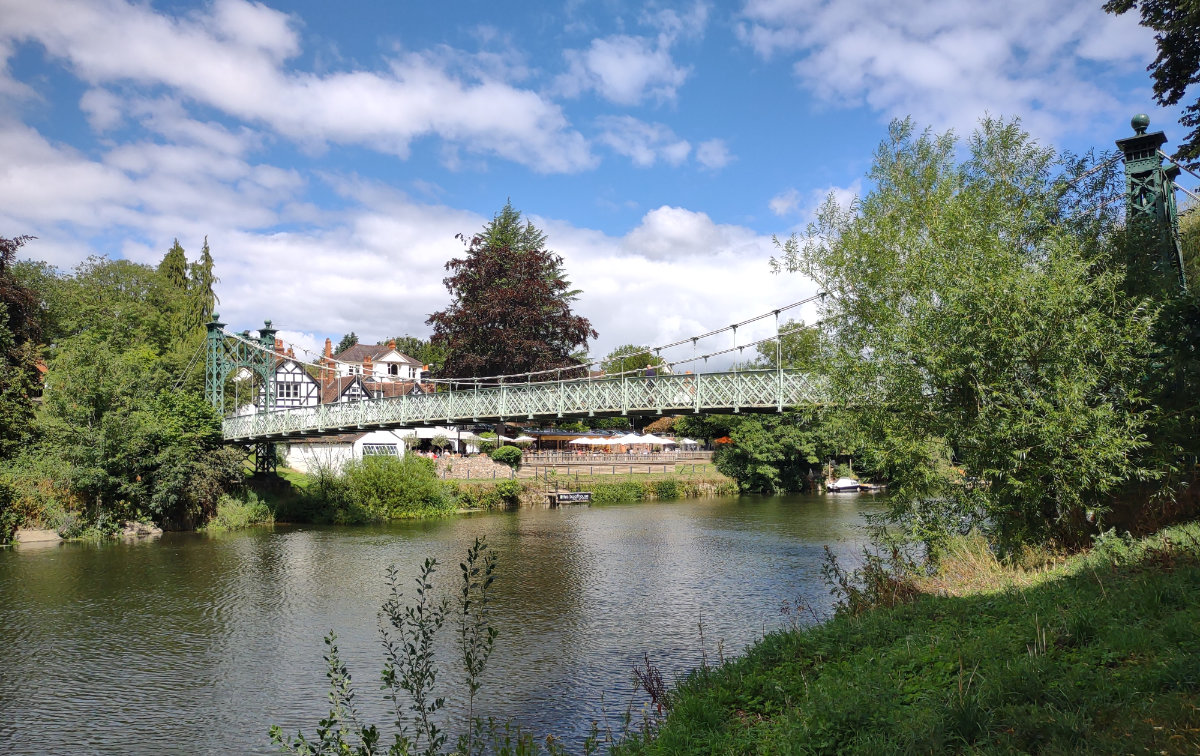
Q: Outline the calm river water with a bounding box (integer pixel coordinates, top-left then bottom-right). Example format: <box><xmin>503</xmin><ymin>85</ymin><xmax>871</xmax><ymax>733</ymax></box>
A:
<box><xmin>0</xmin><ymin>493</ymin><xmax>880</xmax><ymax>754</ymax></box>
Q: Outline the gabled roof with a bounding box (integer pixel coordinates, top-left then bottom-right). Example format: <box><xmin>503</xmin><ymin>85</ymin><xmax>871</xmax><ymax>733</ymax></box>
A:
<box><xmin>333</xmin><ymin>343</ymin><xmax>422</xmax><ymax>365</ymax></box>
<box><xmin>319</xmin><ymin>375</ymin><xmax>434</xmax><ymax>403</ymax></box>
<box><xmin>321</xmin><ymin>375</ymin><xmax>367</xmax><ymax>404</ymax></box>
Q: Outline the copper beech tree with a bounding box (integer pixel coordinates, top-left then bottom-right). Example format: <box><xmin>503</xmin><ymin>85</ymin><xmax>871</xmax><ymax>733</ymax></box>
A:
<box><xmin>428</xmin><ymin>202</ymin><xmax>596</xmax><ymax>380</ymax></box>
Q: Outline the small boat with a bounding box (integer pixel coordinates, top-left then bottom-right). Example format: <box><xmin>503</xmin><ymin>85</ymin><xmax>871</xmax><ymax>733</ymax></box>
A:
<box><xmin>826</xmin><ymin>477</ymin><xmax>863</xmax><ymax>492</ymax></box>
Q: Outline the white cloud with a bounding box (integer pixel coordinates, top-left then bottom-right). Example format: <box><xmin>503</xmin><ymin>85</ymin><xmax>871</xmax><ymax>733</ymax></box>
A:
<box><xmin>557</xmin><ymin>35</ymin><xmax>691</xmax><ymax>105</ymax></box>
<box><xmin>769</xmin><ymin>188</ymin><xmax>801</xmax><ymax>217</ymax></box>
<box><xmin>769</xmin><ymin>180</ymin><xmax>861</xmax><ymax>220</ymax></box>
<box><xmin>622</xmin><ymin>206</ymin><xmax>763</xmax><ymax>260</ymax></box>
<box><xmin>0</xmin><ymin>0</ymin><xmax>595</xmax><ymax>173</ymax></box>
<box><xmin>736</xmin><ymin>0</ymin><xmax>1160</xmax><ymax>138</ymax></box>
<box><xmin>0</xmin><ymin>110</ymin><xmax>817</xmax><ymax>368</ymax></box>
<box><xmin>555</xmin><ymin>3</ymin><xmax>705</xmax><ymax>106</ymax></box>
<box><xmin>79</xmin><ymin>89</ymin><xmax>124</xmax><ymax>131</ymax></box>
<box><xmin>695</xmin><ymin>138</ymin><xmax>731</xmax><ymax>170</ymax></box>
<box><xmin>596</xmin><ymin>116</ymin><xmax>691</xmax><ymax>167</ymax></box>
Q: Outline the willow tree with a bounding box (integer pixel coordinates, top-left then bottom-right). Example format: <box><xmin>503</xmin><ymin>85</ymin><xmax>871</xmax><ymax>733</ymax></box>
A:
<box><xmin>428</xmin><ymin>202</ymin><xmax>596</xmax><ymax>379</ymax></box>
<box><xmin>777</xmin><ymin>117</ymin><xmax>1159</xmax><ymax>551</ymax></box>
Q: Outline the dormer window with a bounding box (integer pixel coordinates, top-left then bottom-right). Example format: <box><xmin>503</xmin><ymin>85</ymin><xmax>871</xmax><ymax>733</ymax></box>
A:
<box><xmin>388</xmin><ymin>363</ymin><xmax>399</xmax><ymax>376</ymax></box>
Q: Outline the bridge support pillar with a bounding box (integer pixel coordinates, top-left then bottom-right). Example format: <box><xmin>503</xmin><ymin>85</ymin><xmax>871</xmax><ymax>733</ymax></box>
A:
<box><xmin>1117</xmin><ymin>114</ymin><xmax>1187</xmax><ymax>292</ymax></box>
<box><xmin>255</xmin><ymin>442</ymin><xmax>277</xmax><ymax>475</ymax></box>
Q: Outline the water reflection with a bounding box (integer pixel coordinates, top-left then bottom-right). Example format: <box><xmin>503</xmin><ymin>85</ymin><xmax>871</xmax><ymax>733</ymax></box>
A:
<box><xmin>0</xmin><ymin>494</ymin><xmax>881</xmax><ymax>754</ymax></box>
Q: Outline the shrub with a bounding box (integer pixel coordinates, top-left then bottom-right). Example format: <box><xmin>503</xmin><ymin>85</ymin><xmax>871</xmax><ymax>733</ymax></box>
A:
<box><xmin>592</xmin><ymin>480</ymin><xmax>646</xmax><ymax>505</ymax></box>
<box><xmin>490</xmin><ymin>446</ymin><xmax>522</xmax><ymax>469</ymax></box>
<box><xmin>342</xmin><ymin>455</ymin><xmax>456</xmax><ymax>519</ymax></box>
<box><xmin>0</xmin><ymin>476</ymin><xmax>18</xmax><ymax>545</ymax></box>
<box><xmin>493</xmin><ymin>479</ymin><xmax>524</xmax><ymax>507</ymax></box>
<box><xmin>202</xmin><ymin>492</ymin><xmax>274</xmax><ymax>533</ymax></box>
<box><xmin>654</xmin><ymin>479</ymin><xmax>680</xmax><ymax>500</ymax></box>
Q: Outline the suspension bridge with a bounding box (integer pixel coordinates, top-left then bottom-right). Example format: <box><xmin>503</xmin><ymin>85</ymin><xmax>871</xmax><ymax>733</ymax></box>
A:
<box><xmin>206</xmin><ymin>115</ymin><xmax>1196</xmax><ymax>458</ymax></box>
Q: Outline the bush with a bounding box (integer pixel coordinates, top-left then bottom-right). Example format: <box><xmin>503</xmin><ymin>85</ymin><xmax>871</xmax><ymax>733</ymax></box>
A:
<box><xmin>342</xmin><ymin>455</ymin><xmax>456</xmax><ymax>519</ymax></box>
<box><xmin>202</xmin><ymin>492</ymin><xmax>274</xmax><ymax>533</ymax></box>
<box><xmin>592</xmin><ymin>480</ymin><xmax>646</xmax><ymax>504</ymax></box>
<box><xmin>0</xmin><ymin>476</ymin><xmax>18</xmax><ymax>545</ymax></box>
<box><xmin>490</xmin><ymin>446</ymin><xmax>522</xmax><ymax>469</ymax></box>
<box><xmin>493</xmin><ymin>479</ymin><xmax>524</xmax><ymax>507</ymax></box>
<box><xmin>654</xmin><ymin>479</ymin><xmax>680</xmax><ymax>500</ymax></box>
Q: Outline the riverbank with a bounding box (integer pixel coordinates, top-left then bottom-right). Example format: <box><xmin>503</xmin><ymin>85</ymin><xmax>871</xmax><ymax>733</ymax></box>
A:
<box><xmin>252</xmin><ymin>462</ymin><xmax>738</xmax><ymax>524</ymax></box>
<box><xmin>619</xmin><ymin>523</ymin><xmax>1200</xmax><ymax>754</ymax></box>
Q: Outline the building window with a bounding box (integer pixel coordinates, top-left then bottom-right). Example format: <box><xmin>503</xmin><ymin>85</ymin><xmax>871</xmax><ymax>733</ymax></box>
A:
<box><xmin>362</xmin><ymin>444</ymin><xmax>399</xmax><ymax>457</ymax></box>
<box><xmin>349</xmin><ymin>365</ymin><xmax>361</xmax><ymax>375</ymax></box>
<box><xmin>388</xmin><ymin>363</ymin><xmax>399</xmax><ymax>376</ymax></box>
<box><xmin>277</xmin><ymin>382</ymin><xmax>300</xmax><ymax>399</ymax></box>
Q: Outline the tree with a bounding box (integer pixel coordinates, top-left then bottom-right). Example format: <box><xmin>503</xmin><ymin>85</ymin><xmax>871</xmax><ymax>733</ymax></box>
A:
<box><xmin>1104</xmin><ymin>0</ymin><xmax>1200</xmax><ymax>168</ymax></box>
<box><xmin>189</xmin><ymin>236</ymin><xmax>219</xmax><ymax>326</ymax></box>
<box><xmin>601</xmin><ymin>344</ymin><xmax>665</xmax><ymax>375</ymax></box>
<box><xmin>336</xmin><ymin>332</ymin><xmax>358</xmax><ymax>354</ymax></box>
<box><xmin>0</xmin><ymin>236</ymin><xmax>41</xmax><ymax>460</ymax></box>
<box><xmin>779</xmin><ymin>117</ymin><xmax>1159</xmax><ymax>550</ymax></box>
<box><xmin>752</xmin><ymin>320</ymin><xmax>822</xmax><ymax>369</ymax></box>
<box><xmin>427</xmin><ymin>202</ymin><xmax>596</xmax><ymax>379</ymax></box>
<box><xmin>390</xmin><ymin>334</ymin><xmax>448</xmax><ymax>373</ymax></box>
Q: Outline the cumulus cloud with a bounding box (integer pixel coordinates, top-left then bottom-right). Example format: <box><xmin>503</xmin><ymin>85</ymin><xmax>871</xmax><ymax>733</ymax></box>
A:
<box><xmin>0</xmin><ymin>111</ymin><xmax>815</xmax><ymax>365</ymax></box>
<box><xmin>596</xmin><ymin>116</ymin><xmax>691</xmax><ymax>167</ymax></box>
<box><xmin>555</xmin><ymin>1</ymin><xmax>707</xmax><ymax>106</ymax></box>
<box><xmin>557</xmin><ymin>35</ymin><xmax>691</xmax><ymax>105</ymax></box>
<box><xmin>695</xmin><ymin>138</ymin><xmax>731</xmax><ymax>170</ymax></box>
<box><xmin>736</xmin><ymin>0</ymin><xmax>1159</xmax><ymax>138</ymax></box>
<box><xmin>0</xmin><ymin>0</ymin><xmax>595</xmax><ymax>172</ymax></box>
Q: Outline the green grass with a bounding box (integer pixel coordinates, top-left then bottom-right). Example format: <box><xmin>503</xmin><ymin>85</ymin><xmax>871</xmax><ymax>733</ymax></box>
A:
<box><xmin>619</xmin><ymin>524</ymin><xmax>1200</xmax><ymax>755</ymax></box>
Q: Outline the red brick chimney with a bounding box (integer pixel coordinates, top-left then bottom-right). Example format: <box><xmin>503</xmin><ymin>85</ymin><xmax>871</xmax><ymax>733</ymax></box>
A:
<box><xmin>364</xmin><ymin>355</ymin><xmax>373</xmax><ymax>376</ymax></box>
<box><xmin>286</xmin><ymin>347</ymin><xmax>294</xmax><ymax>358</ymax></box>
<box><xmin>274</xmin><ymin>338</ymin><xmax>284</xmax><ymax>354</ymax></box>
<box><xmin>324</xmin><ymin>338</ymin><xmax>332</xmax><ymax>358</ymax></box>
<box><xmin>388</xmin><ymin>338</ymin><xmax>397</xmax><ymax>350</ymax></box>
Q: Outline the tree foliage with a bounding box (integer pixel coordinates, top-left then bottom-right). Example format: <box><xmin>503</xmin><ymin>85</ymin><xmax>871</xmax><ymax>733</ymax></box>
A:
<box><xmin>390</xmin><ymin>334</ymin><xmax>447</xmax><ymax>373</ymax></box>
<box><xmin>779</xmin><ymin>117</ymin><xmax>1163</xmax><ymax>550</ymax></box>
<box><xmin>427</xmin><ymin>202</ymin><xmax>596</xmax><ymax>379</ymax></box>
<box><xmin>601</xmin><ymin>344</ymin><xmax>665</xmax><ymax>375</ymax></box>
<box><xmin>0</xmin><ymin>236</ymin><xmax>41</xmax><ymax>461</ymax></box>
<box><xmin>336</xmin><ymin>332</ymin><xmax>358</xmax><ymax>354</ymax></box>
<box><xmin>1104</xmin><ymin>0</ymin><xmax>1200</xmax><ymax>168</ymax></box>
<box><xmin>2</xmin><ymin>238</ymin><xmax>236</xmax><ymax>531</ymax></box>
<box><xmin>751</xmin><ymin>319</ymin><xmax>822</xmax><ymax>370</ymax></box>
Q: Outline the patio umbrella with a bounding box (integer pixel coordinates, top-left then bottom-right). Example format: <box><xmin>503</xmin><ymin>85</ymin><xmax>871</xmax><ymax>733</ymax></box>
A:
<box><xmin>568</xmin><ymin>437</ymin><xmax>593</xmax><ymax>445</ymax></box>
<box><xmin>615</xmin><ymin>433</ymin><xmax>644</xmax><ymax>444</ymax></box>
<box><xmin>639</xmin><ymin>433</ymin><xmax>675</xmax><ymax>445</ymax></box>
<box><xmin>678</xmin><ymin>438</ymin><xmax>699</xmax><ymax>446</ymax></box>
<box><xmin>513</xmin><ymin>435</ymin><xmax>536</xmax><ymax>443</ymax></box>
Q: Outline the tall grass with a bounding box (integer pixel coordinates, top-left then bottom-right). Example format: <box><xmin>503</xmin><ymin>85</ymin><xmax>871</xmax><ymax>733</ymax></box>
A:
<box><xmin>618</xmin><ymin>523</ymin><xmax>1200</xmax><ymax>754</ymax></box>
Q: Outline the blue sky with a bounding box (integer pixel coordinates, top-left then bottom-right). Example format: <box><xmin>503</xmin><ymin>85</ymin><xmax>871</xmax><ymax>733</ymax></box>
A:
<box><xmin>0</xmin><ymin>0</ymin><xmax>1186</xmax><ymax>367</ymax></box>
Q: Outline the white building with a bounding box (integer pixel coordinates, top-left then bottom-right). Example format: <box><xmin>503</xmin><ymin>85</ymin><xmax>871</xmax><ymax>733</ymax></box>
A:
<box><xmin>283</xmin><ymin>426</ymin><xmax>478</xmax><ymax>473</ymax></box>
<box><xmin>328</xmin><ymin>338</ymin><xmax>425</xmax><ymax>382</ymax></box>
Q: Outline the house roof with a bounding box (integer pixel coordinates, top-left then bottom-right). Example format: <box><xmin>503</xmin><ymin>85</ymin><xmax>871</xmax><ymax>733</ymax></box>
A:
<box><xmin>333</xmin><ymin>343</ymin><xmax>423</xmax><ymax>365</ymax></box>
<box><xmin>319</xmin><ymin>375</ymin><xmax>433</xmax><ymax>404</ymax></box>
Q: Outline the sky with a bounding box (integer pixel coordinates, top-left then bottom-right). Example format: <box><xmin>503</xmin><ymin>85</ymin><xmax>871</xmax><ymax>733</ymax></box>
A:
<box><xmin>0</xmin><ymin>0</ymin><xmax>1186</xmax><ymax>370</ymax></box>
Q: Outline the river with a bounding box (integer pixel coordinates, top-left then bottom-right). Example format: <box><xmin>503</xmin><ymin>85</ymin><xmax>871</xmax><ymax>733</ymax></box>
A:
<box><xmin>0</xmin><ymin>493</ymin><xmax>881</xmax><ymax>754</ymax></box>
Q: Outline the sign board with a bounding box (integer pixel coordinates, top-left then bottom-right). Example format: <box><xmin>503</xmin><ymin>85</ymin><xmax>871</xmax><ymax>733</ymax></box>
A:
<box><xmin>555</xmin><ymin>491</ymin><xmax>592</xmax><ymax>504</ymax></box>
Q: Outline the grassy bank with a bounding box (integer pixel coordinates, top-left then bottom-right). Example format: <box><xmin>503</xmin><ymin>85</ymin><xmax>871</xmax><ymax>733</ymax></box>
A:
<box><xmin>257</xmin><ymin>463</ymin><xmax>739</xmax><ymax>519</ymax></box>
<box><xmin>619</xmin><ymin>524</ymin><xmax>1200</xmax><ymax>755</ymax></box>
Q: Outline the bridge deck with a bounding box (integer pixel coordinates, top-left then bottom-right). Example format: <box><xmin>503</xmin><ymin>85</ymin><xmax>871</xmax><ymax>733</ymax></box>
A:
<box><xmin>222</xmin><ymin>370</ymin><xmax>825</xmax><ymax>443</ymax></box>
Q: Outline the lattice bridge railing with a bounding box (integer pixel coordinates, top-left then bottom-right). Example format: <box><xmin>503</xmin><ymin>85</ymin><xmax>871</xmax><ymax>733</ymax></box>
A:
<box><xmin>221</xmin><ymin>370</ymin><xmax>826</xmax><ymax>442</ymax></box>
